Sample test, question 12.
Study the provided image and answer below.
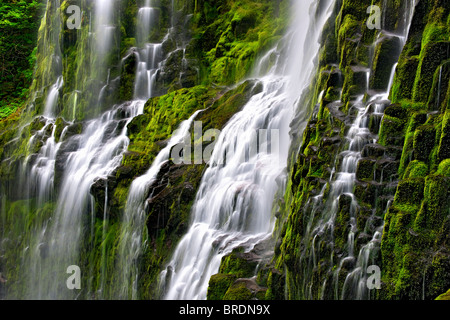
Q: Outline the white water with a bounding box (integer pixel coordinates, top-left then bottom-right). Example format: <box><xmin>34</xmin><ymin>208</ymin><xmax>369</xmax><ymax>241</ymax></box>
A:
<box><xmin>297</xmin><ymin>0</ymin><xmax>417</xmax><ymax>300</ymax></box>
<box><xmin>116</xmin><ymin>109</ymin><xmax>203</xmax><ymax>299</ymax></box>
<box><xmin>135</xmin><ymin>43</ymin><xmax>162</xmax><ymax>99</ymax></box>
<box><xmin>134</xmin><ymin>0</ymin><xmax>162</xmax><ymax>99</ymax></box>
<box><xmin>16</xmin><ymin>0</ymin><xmax>153</xmax><ymax>299</ymax></box>
<box><xmin>95</xmin><ymin>0</ymin><xmax>115</xmax><ymax>57</ymax></box>
<box><xmin>23</xmin><ymin>100</ymin><xmax>144</xmax><ymax>299</ymax></box>
<box><xmin>161</xmin><ymin>0</ymin><xmax>337</xmax><ymax>300</ymax></box>
<box><xmin>44</xmin><ymin>76</ymin><xmax>63</xmax><ymax>117</ymax></box>
<box><xmin>114</xmin><ymin>0</ymin><xmax>200</xmax><ymax>299</ymax></box>
<box><xmin>40</xmin><ymin>0</ymin><xmax>63</xmax><ymax>118</ymax></box>
<box><xmin>26</xmin><ymin>120</ymin><xmax>66</xmax><ymax>207</ymax></box>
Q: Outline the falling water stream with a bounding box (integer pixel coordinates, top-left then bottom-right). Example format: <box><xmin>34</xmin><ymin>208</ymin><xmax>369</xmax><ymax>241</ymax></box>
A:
<box><xmin>295</xmin><ymin>0</ymin><xmax>416</xmax><ymax>300</ymax></box>
<box><xmin>161</xmin><ymin>0</ymin><xmax>337</xmax><ymax>300</ymax></box>
<box><xmin>0</xmin><ymin>0</ymin><xmax>422</xmax><ymax>301</ymax></box>
<box><xmin>8</xmin><ymin>0</ymin><xmax>167</xmax><ymax>299</ymax></box>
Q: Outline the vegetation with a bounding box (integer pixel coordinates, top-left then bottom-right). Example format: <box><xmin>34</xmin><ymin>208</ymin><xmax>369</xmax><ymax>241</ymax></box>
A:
<box><xmin>0</xmin><ymin>0</ymin><xmax>42</xmax><ymax>119</ymax></box>
<box><xmin>0</xmin><ymin>0</ymin><xmax>449</xmax><ymax>301</ymax></box>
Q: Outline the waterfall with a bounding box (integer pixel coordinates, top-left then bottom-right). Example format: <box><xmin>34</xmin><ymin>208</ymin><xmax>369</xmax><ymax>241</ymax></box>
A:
<box><xmin>5</xmin><ymin>0</ymin><xmax>153</xmax><ymax>299</ymax></box>
<box><xmin>160</xmin><ymin>0</ymin><xmax>337</xmax><ymax>300</ymax></box>
<box><xmin>29</xmin><ymin>101</ymin><xmax>144</xmax><ymax>299</ymax></box>
<box><xmin>295</xmin><ymin>0</ymin><xmax>417</xmax><ymax>300</ymax></box>
<box><xmin>39</xmin><ymin>0</ymin><xmax>63</xmax><ymax>118</ymax></box>
<box><xmin>341</xmin><ymin>1</ymin><xmax>417</xmax><ymax>300</ymax></box>
<box><xmin>1</xmin><ymin>0</ymin><xmax>432</xmax><ymax>303</ymax></box>
<box><xmin>113</xmin><ymin>0</ymin><xmax>196</xmax><ymax>300</ymax></box>
<box><xmin>134</xmin><ymin>0</ymin><xmax>162</xmax><ymax>100</ymax></box>
<box><xmin>116</xmin><ymin>109</ymin><xmax>203</xmax><ymax>299</ymax></box>
<box><xmin>0</xmin><ymin>0</ymin><xmax>196</xmax><ymax>299</ymax></box>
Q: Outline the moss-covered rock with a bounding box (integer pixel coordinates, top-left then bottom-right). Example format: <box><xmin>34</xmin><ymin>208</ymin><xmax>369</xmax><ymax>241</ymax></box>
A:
<box><xmin>222</xmin><ymin>281</ymin><xmax>254</xmax><ymax>300</ymax></box>
<box><xmin>369</xmin><ymin>35</ymin><xmax>402</xmax><ymax>91</ymax></box>
<box><xmin>219</xmin><ymin>249</ymin><xmax>259</xmax><ymax>278</ymax></box>
<box><xmin>207</xmin><ymin>273</ymin><xmax>238</xmax><ymax>300</ymax></box>
<box><xmin>413</xmin><ymin>41</ymin><xmax>450</xmax><ymax>103</ymax></box>
<box><xmin>356</xmin><ymin>158</ymin><xmax>376</xmax><ymax>181</ymax></box>
<box><xmin>190</xmin><ymin>0</ymin><xmax>289</xmax><ymax>85</ymax></box>
<box><xmin>436</xmin><ymin>288</ymin><xmax>450</xmax><ymax>300</ymax></box>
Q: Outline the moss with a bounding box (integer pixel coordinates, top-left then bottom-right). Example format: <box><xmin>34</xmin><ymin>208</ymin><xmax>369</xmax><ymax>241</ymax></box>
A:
<box><xmin>356</xmin><ymin>158</ymin><xmax>376</xmax><ymax>181</ymax></box>
<box><xmin>404</xmin><ymin>160</ymin><xmax>429</xmax><ymax>179</ymax></box>
<box><xmin>337</xmin><ymin>14</ymin><xmax>361</xmax><ymax>69</ymax></box>
<box><xmin>341</xmin><ymin>66</ymin><xmax>368</xmax><ymax>104</ymax></box>
<box><xmin>207</xmin><ymin>274</ymin><xmax>237</xmax><ymax>300</ymax></box>
<box><xmin>436</xmin><ymin>159</ymin><xmax>450</xmax><ymax>176</ymax></box>
<box><xmin>422</xmin><ymin>175</ymin><xmax>450</xmax><ymax>230</ymax></box>
<box><xmin>438</xmin><ymin>111</ymin><xmax>450</xmax><ymax>162</ymax></box>
<box><xmin>435</xmin><ymin>289</ymin><xmax>450</xmax><ymax>300</ymax></box>
<box><xmin>264</xmin><ymin>269</ymin><xmax>285</xmax><ymax>300</ymax></box>
<box><xmin>369</xmin><ymin>35</ymin><xmax>402</xmax><ymax>91</ymax></box>
<box><xmin>219</xmin><ymin>249</ymin><xmax>258</xmax><ymax>278</ymax></box>
<box><xmin>413</xmin><ymin>125</ymin><xmax>437</xmax><ymax>162</ymax></box>
<box><xmin>394</xmin><ymin>178</ymin><xmax>425</xmax><ymax>206</ymax></box>
<box><xmin>191</xmin><ymin>0</ymin><xmax>289</xmax><ymax>85</ymax></box>
<box><xmin>412</xmin><ymin>41</ymin><xmax>450</xmax><ymax>103</ymax></box>
<box><xmin>334</xmin><ymin>194</ymin><xmax>352</xmax><ymax>250</ymax></box>
<box><xmin>378</xmin><ymin>114</ymin><xmax>407</xmax><ymax>147</ymax></box>
<box><xmin>222</xmin><ymin>281</ymin><xmax>253</xmax><ymax>300</ymax></box>
<box><xmin>390</xmin><ymin>55</ymin><xmax>420</xmax><ymax>102</ymax></box>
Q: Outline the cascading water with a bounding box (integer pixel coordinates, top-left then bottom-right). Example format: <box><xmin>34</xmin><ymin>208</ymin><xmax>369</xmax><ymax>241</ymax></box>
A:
<box><xmin>116</xmin><ymin>109</ymin><xmax>203</xmax><ymax>299</ymax></box>
<box><xmin>160</xmin><ymin>0</ymin><xmax>337</xmax><ymax>300</ymax></box>
<box><xmin>295</xmin><ymin>0</ymin><xmax>417</xmax><ymax>300</ymax></box>
<box><xmin>94</xmin><ymin>0</ymin><xmax>116</xmax><ymax>76</ymax></box>
<box><xmin>134</xmin><ymin>0</ymin><xmax>162</xmax><ymax>99</ymax></box>
<box><xmin>1</xmin><ymin>0</ymin><xmax>163</xmax><ymax>299</ymax></box>
<box><xmin>38</xmin><ymin>0</ymin><xmax>63</xmax><ymax>118</ymax></box>
<box><xmin>113</xmin><ymin>0</ymin><xmax>198</xmax><ymax>300</ymax></box>
<box><xmin>1</xmin><ymin>0</ymin><xmax>430</xmax><ymax>303</ymax></box>
<box><xmin>27</xmin><ymin>101</ymin><xmax>144</xmax><ymax>299</ymax></box>
<box><xmin>0</xmin><ymin>0</ymin><xmax>198</xmax><ymax>299</ymax></box>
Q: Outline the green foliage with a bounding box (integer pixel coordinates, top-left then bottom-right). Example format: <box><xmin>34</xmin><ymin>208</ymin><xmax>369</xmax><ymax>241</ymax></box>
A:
<box><xmin>207</xmin><ymin>274</ymin><xmax>237</xmax><ymax>300</ymax></box>
<box><xmin>0</xmin><ymin>0</ymin><xmax>42</xmax><ymax>118</ymax></box>
<box><xmin>436</xmin><ymin>289</ymin><xmax>450</xmax><ymax>300</ymax></box>
<box><xmin>190</xmin><ymin>0</ymin><xmax>288</xmax><ymax>85</ymax></box>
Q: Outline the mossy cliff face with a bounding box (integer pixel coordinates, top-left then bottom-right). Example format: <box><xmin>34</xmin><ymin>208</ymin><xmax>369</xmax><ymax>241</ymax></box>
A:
<box><xmin>378</xmin><ymin>0</ymin><xmax>450</xmax><ymax>300</ymax></box>
<box><xmin>0</xmin><ymin>0</ymin><xmax>42</xmax><ymax>119</ymax></box>
<box><xmin>189</xmin><ymin>0</ymin><xmax>289</xmax><ymax>85</ymax></box>
<box><xmin>1</xmin><ymin>0</ymin><xmax>449</xmax><ymax>300</ymax></box>
<box><xmin>80</xmin><ymin>79</ymin><xmax>261</xmax><ymax>299</ymax></box>
<box><xmin>0</xmin><ymin>0</ymin><xmax>285</xmax><ymax>299</ymax></box>
<box><xmin>249</xmin><ymin>0</ymin><xmax>450</xmax><ymax>301</ymax></box>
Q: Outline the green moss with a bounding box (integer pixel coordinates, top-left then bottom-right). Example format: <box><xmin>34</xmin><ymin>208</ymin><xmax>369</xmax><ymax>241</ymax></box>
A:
<box><xmin>413</xmin><ymin>125</ymin><xmax>436</xmax><ymax>162</ymax></box>
<box><xmin>394</xmin><ymin>178</ymin><xmax>425</xmax><ymax>206</ymax></box>
<box><xmin>404</xmin><ymin>160</ymin><xmax>429</xmax><ymax>178</ymax></box>
<box><xmin>390</xmin><ymin>56</ymin><xmax>420</xmax><ymax>102</ymax></box>
<box><xmin>356</xmin><ymin>159</ymin><xmax>376</xmax><ymax>181</ymax></box>
<box><xmin>438</xmin><ymin>111</ymin><xmax>450</xmax><ymax>162</ymax></box>
<box><xmin>378</xmin><ymin>114</ymin><xmax>407</xmax><ymax>147</ymax></box>
<box><xmin>334</xmin><ymin>194</ymin><xmax>352</xmax><ymax>250</ymax></box>
<box><xmin>219</xmin><ymin>249</ymin><xmax>258</xmax><ymax>278</ymax></box>
<box><xmin>436</xmin><ymin>289</ymin><xmax>450</xmax><ymax>300</ymax></box>
<box><xmin>222</xmin><ymin>281</ymin><xmax>253</xmax><ymax>300</ymax></box>
<box><xmin>370</xmin><ymin>35</ymin><xmax>402</xmax><ymax>91</ymax></box>
<box><xmin>436</xmin><ymin>159</ymin><xmax>450</xmax><ymax>176</ymax></box>
<box><xmin>191</xmin><ymin>0</ymin><xmax>289</xmax><ymax>85</ymax></box>
<box><xmin>412</xmin><ymin>41</ymin><xmax>450</xmax><ymax>103</ymax></box>
<box><xmin>207</xmin><ymin>274</ymin><xmax>237</xmax><ymax>300</ymax></box>
<box><xmin>337</xmin><ymin>14</ymin><xmax>361</xmax><ymax>69</ymax></box>
<box><xmin>264</xmin><ymin>269</ymin><xmax>285</xmax><ymax>300</ymax></box>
